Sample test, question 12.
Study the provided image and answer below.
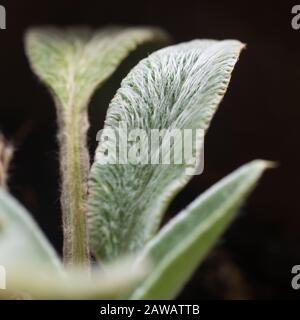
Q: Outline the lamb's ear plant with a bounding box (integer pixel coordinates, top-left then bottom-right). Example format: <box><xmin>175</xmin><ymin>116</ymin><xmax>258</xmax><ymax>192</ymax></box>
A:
<box><xmin>25</xmin><ymin>27</ymin><xmax>169</xmax><ymax>267</ymax></box>
<box><xmin>88</xmin><ymin>39</ymin><xmax>246</xmax><ymax>261</ymax></box>
<box><xmin>0</xmin><ymin>26</ymin><xmax>271</xmax><ymax>299</ymax></box>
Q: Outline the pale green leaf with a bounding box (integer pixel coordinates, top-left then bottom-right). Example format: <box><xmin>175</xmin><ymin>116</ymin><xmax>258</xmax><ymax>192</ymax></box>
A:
<box><xmin>89</xmin><ymin>39</ymin><xmax>245</xmax><ymax>261</ymax></box>
<box><xmin>2</xmin><ymin>259</ymin><xmax>148</xmax><ymax>300</ymax></box>
<box><xmin>25</xmin><ymin>27</ymin><xmax>170</xmax><ymax>265</ymax></box>
<box><xmin>130</xmin><ymin>160</ymin><xmax>271</xmax><ymax>299</ymax></box>
<box><xmin>25</xmin><ymin>27</ymin><xmax>170</xmax><ymax>112</ymax></box>
<box><xmin>0</xmin><ymin>189</ymin><xmax>62</xmax><ymax>271</ymax></box>
<box><xmin>0</xmin><ymin>190</ymin><xmax>148</xmax><ymax>299</ymax></box>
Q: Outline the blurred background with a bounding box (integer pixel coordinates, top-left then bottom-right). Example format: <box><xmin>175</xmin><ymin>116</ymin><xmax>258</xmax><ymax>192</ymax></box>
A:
<box><xmin>0</xmin><ymin>0</ymin><xmax>299</xmax><ymax>299</ymax></box>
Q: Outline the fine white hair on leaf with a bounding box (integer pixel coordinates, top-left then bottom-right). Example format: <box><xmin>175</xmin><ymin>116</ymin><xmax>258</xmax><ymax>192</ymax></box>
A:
<box><xmin>25</xmin><ymin>26</ymin><xmax>170</xmax><ymax>265</ymax></box>
<box><xmin>89</xmin><ymin>39</ymin><xmax>245</xmax><ymax>261</ymax></box>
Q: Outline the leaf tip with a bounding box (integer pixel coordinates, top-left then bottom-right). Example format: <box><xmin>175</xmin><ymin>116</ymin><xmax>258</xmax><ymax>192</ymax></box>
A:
<box><xmin>252</xmin><ymin>159</ymin><xmax>278</xmax><ymax>170</ymax></box>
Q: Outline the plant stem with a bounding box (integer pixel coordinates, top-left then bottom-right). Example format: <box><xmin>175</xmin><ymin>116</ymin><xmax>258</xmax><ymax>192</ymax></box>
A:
<box><xmin>57</xmin><ymin>103</ymin><xmax>90</xmax><ymax>267</ymax></box>
<box><xmin>0</xmin><ymin>133</ymin><xmax>13</xmax><ymax>189</ymax></box>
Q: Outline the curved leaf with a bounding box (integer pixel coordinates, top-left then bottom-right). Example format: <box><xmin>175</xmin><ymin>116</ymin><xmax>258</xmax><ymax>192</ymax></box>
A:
<box><xmin>25</xmin><ymin>27</ymin><xmax>170</xmax><ymax>265</ymax></box>
<box><xmin>0</xmin><ymin>189</ymin><xmax>62</xmax><ymax>271</ymax></box>
<box><xmin>0</xmin><ymin>190</ymin><xmax>147</xmax><ymax>299</ymax></box>
<box><xmin>25</xmin><ymin>27</ymin><xmax>170</xmax><ymax>111</ymax></box>
<box><xmin>89</xmin><ymin>39</ymin><xmax>244</xmax><ymax>261</ymax></box>
<box><xmin>131</xmin><ymin>160</ymin><xmax>271</xmax><ymax>299</ymax></box>
<box><xmin>2</xmin><ymin>259</ymin><xmax>148</xmax><ymax>300</ymax></box>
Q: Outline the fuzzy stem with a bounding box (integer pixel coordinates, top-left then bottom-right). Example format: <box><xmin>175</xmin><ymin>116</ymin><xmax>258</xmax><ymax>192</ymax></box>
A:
<box><xmin>0</xmin><ymin>134</ymin><xmax>13</xmax><ymax>189</ymax></box>
<box><xmin>57</xmin><ymin>104</ymin><xmax>90</xmax><ymax>267</ymax></box>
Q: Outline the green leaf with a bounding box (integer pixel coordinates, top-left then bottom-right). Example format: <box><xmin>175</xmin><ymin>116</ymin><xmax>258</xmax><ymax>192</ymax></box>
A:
<box><xmin>88</xmin><ymin>39</ymin><xmax>245</xmax><ymax>261</ymax></box>
<box><xmin>25</xmin><ymin>27</ymin><xmax>170</xmax><ymax>265</ymax></box>
<box><xmin>0</xmin><ymin>190</ymin><xmax>148</xmax><ymax>299</ymax></box>
<box><xmin>0</xmin><ymin>189</ymin><xmax>62</xmax><ymax>271</ymax></box>
<box><xmin>2</xmin><ymin>259</ymin><xmax>148</xmax><ymax>300</ymax></box>
<box><xmin>130</xmin><ymin>160</ymin><xmax>271</xmax><ymax>299</ymax></box>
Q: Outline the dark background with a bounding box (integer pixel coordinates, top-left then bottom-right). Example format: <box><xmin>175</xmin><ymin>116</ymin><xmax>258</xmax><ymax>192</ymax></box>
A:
<box><xmin>0</xmin><ymin>0</ymin><xmax>299</xmax><ymax>299</ymax></box>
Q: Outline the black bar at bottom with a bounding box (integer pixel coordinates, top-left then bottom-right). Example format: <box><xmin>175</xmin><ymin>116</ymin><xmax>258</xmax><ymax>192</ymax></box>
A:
<box><xmin>0</xmin><ymin>300</ymin><xmax>298</xmax><ymax>319</ymax></box>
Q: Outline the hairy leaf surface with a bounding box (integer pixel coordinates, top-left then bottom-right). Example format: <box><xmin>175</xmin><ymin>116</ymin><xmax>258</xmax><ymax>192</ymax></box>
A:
<box><xmin>25</xmin><ymin>27</ymin><xmax>169</xmax><ymax>265</ymax></box>
<box><xmin>89</xmin><ymin>39</ymin><xmax>244</xmax><ymax>261</ymax></box>
<box><xmin>130</xmin><ymin>160</ymin><xmax>270</xmax><ymax>299</ymax></box>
